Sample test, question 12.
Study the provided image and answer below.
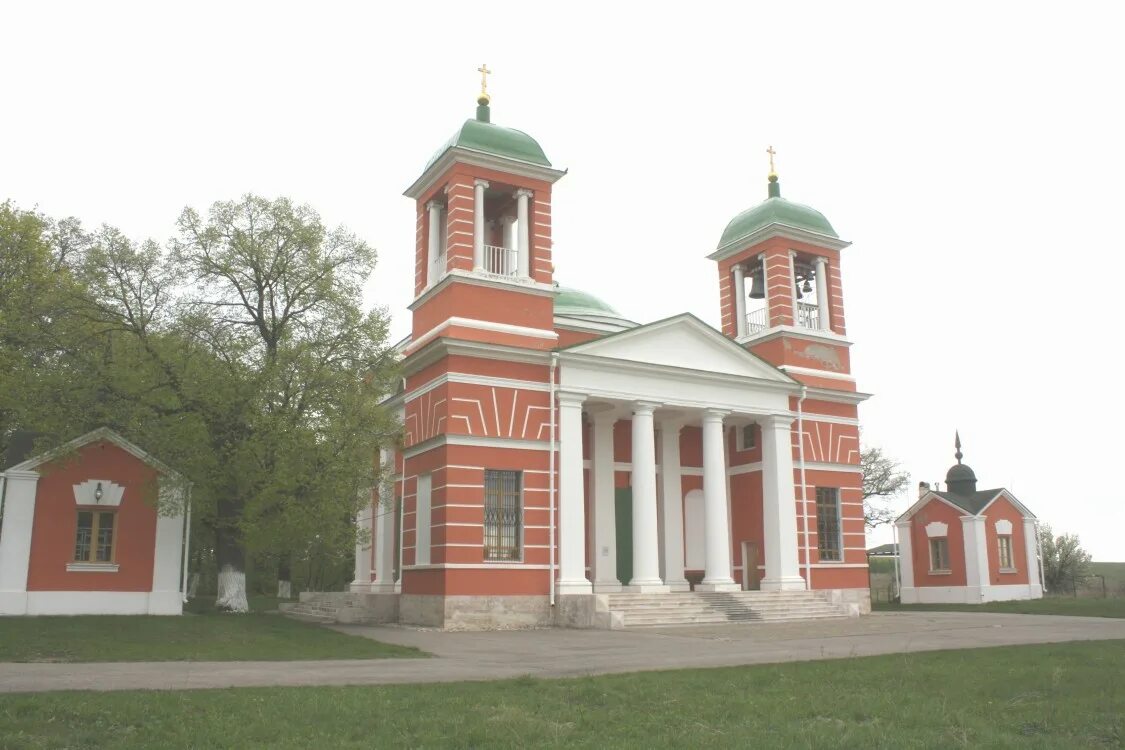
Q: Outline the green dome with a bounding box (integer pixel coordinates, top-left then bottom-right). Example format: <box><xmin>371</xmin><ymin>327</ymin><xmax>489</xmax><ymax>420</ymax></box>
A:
<box><xmin>718</xmin><ymin>183</ymin><xmax>838</xmax><ymax>250</ymax></box>
<box><xmin>554</xmin><ymin>286</ymin><xmax>622</xmax><ymax>318</ymax></box>
<box><xmin>425</xmin><ymin>117</ymin><xmax>551</xmax><ymax>172</ymax></box>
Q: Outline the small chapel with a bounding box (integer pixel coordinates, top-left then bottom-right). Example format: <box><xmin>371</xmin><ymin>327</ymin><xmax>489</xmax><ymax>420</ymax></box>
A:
<box><xmin>341</xmin><ymin>69</ymin><xmax>872</xmax><ymax>629</ymax></box>
<box><xmin>895</xmin><ymin>436</ymin><xmax>1043</xmax><ymax>604</ymax></box>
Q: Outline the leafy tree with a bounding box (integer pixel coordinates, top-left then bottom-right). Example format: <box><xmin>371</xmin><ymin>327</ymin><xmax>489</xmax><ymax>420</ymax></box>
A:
<box><xmin>860</xmin><ymin>446</ymin><xmax>910</xmax><ymax>528</ymax></box>
<box><xmin>1038</xmin><ymin>524</ymin><xmax>1092</xmax><ymax>593</ymax></box>
<box><xmin>3</xmin><ymin>197</ymin><xmax>397</xmax><ymax>613</ymax></box>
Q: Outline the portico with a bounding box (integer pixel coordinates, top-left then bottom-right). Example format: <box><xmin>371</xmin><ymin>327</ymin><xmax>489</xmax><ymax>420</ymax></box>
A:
<box><xmin>556</xmin><ymin>314</ymin><xmax>809</xmax><ymax>596</ymax></box>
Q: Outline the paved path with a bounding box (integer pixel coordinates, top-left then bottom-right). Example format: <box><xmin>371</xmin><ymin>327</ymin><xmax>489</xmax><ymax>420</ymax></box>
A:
<box><xmin>2</xmin><ymin>612</ymin><xmax>1123</xmax><ymax>693</ymax></box>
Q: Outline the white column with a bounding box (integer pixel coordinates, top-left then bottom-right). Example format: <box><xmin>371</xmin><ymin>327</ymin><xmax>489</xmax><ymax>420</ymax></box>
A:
<box><xmin>896</xmin><ymin>521</ymin><xmax>917</xmax><ymax>603</ymax></box>
<box><xmin>628</xmin><ymin>401</ymin><xmax>667</xmax><ymax>592</ymax></box>
<box><xmin>0</xmin><ymin>471</ymin><xmax>39</xmax><ymax>615</ymax></box>
<box><xmin>961</xmin><ymin>515</ymin><xmax>990</xmax><ymax>602</ymax></box>
<box><xmin>426</xmin><ymin>200</ymin><xmax>442</xmax><ymax>287</ymax></box>
<box><xmin>698</xmin><ymin>410</ymin><xmax>738</xmax><ymax>591</ymax></box>
<box><xmin>788</xmin><ymin>251</ymin><xmax>801</xmax><ymax>327</ymax></box>
<box><xmin>590</xmin><ymin>411</ymin><xmax>619</xmax><ymax>592</ymax></box>
<box><xmin>733</xmin><ymin>264</ymin><xmax>747</xmax><ymax>338</ymax></box>
<box><xmin>350</xmin><ymin>501</ymin><xmax>373</xmax><ymax>592</ymax></box>
<box><xmin>659</xmin><ymin>420</ymin><xmax>689</xmax><ymax>591</ymax></box>
<box><xmin>516</xmin><ymin>188</ymin><xmax>532</xmax><ymax>278</ymax></box>
<box><xmin>759</xmin><ymin>414</ymin><xmax>805</xmax><ymax>591</ymax></box>
<box><xmin>814</xmin><ymin>256</ymin><xmax>831</xmax><ymax>330</ymax></box>
<box><xmin>557</xmin><ymin>391</ymin><xmax>591</xmax><ymax>595</ymax></box>
<box><xmin>1023</xmin><ymin>518</ymin><xmax>1043</xmax><ymax>598</ymax></box>
<box><xmin>472</xmin><ymin>178</ymin><xmax>489</xmax><ymax>272</ymax></box>
<box><xmin>372</xmin><ymin>450</ymin><xmax>397</xmax><ymax>593</ymax></box>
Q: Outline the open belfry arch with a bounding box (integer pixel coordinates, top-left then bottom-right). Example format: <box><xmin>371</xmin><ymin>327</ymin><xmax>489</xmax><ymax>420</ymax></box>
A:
<box><xmin>335</xmin><ymin>70</ymin><xmax>872</xmax><ymax>629</ymax></box>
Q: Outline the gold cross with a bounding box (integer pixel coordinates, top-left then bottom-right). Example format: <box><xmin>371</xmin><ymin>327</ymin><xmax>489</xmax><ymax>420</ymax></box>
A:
<box><xmin>766</xmin><ymin>145</ymin><xmax>777</xmax><ymax>174</ymax></box>
<box><xmin>478</xmin><ymin>63</ymin><xmax>492</xmax><ymax>97</ymax></box>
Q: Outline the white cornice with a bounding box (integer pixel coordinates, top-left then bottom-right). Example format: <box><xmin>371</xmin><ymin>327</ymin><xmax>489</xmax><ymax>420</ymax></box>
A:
<box><xmin>409</xmin><ymin>270</ymin><xmax>556</xmax><ymax>311</ymax></box>
<box><xmin>403</xmin><ymin>433</ymin><xmax>551</xmax><ymax>459</ymax></box>
<box><xmin>803</xmin><ymin>386</ymin><xmax>872</xmax><ymax>405</ymax></box>
<box><xmin>707</xmin><ymin>223</ymin><xmax>851</xmax><ymax>262</ymax></box>
<box><xmin>779</xmin><ymin>364</ymin><xmax>857</xmax><ymax>381</ymax></box>
<box><xmin>738</xmin><ymin>326</ymin><xmax>852</xmax><ymax>348</ymax></box>
<box><xmin>402</xmin><ymin>337</ymin><xmax>552</xmax><ymax>376</ymax></box>
<box><xmin>557</xmin><ymin>351</ymin><xmax>800</xmax><ymax>396</ymax></box>
<box><xmin>4</xmin><ymin>427</ymin><xmax>188</xmax><ymax>483</ymax></box>
<box><xmin>404</xmin><ymin>148</ymin><xmax>568</xmax><ymax>199</ymax></box>
<box><xmin>404</xmin><ymin>316</ymin><xmax>557</xmax><ymax>357</ymax></box>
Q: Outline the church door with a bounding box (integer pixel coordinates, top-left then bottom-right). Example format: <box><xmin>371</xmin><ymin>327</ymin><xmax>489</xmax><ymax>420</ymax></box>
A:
<box><xmin>615</xmin><ymin>487</ymin><xmax>633</xmax><ymax>586</ymax></box>
<box><xmin>741</xmin><ymin>541</ymin><xmax>761</xmax><ymax>590</ymax></box>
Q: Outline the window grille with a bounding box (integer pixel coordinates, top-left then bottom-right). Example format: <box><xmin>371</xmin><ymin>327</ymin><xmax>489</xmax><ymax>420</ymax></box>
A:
<box><xmin>484</xmin><ymin>470</ymin><xmax>521</xmax><ymax>561</ymax></box>
<box><xmin>929</xmin><ymin>538</ymin><xmax>950</xmax><ymax>571</ymax></box>
<box><xmin>75</xmin><ymin>510</ymin><xmax>116</xmax><ymax>562</ymax></box>
<box><xmin>815</xmin><ymin>487</ymin><xmax>842</xmax><ymax>561</ymax></box>
<box><xmin>998</xmin><ymin>535</ymin><xmax>1014</xmax><ymax>569</ymax></box>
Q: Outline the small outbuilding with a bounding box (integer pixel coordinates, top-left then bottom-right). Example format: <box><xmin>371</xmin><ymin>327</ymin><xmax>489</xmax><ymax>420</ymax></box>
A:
<box><xmin>895</xmin><ymin>435</ymin><xmax>1043</xmax><ymax>604</ymax></box>
<box><xmin>0</xmin><ymin>428</ymin><xmax>190</xmax><ymax>615</ymax></box>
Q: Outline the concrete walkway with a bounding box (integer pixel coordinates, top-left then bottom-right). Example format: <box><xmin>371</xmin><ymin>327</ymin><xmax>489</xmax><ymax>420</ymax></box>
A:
<box><xmin>2</xmin><ymin>611</ymin><xmax>1123</xmax><ymax>693</ymax></box>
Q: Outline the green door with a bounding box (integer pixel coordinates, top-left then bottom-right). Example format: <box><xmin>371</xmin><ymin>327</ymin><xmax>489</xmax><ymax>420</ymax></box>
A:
<box><xmin>615</xmin><ymin>487</ymin><xmax>633</xmax><ymax>586</ymax></box>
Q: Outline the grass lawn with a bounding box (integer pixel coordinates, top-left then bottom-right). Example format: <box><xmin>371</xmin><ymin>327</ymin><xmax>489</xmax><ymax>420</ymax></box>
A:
<box><xmin>874</xmin><ymin>596</ymin><xmax>1125</xmax><ymax>619</ymax></box>
<box><xmin>2</xmin><ymin>640</ymin><xmax>1122</xmax><ymax>748</ymax></box>
<box><xmin>0</xmin><ymin>612</ymin><xmax>423</xmax><ymax>663</ymax></box>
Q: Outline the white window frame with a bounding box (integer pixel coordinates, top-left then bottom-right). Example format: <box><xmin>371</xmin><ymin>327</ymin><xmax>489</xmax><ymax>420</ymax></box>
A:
<box><xmin>929</xmin><ymin>537</ymin><xmax>950</xmax><ymax>573</ymax></box>
<box><xmin>736</xmin><ymin>423</ymin><xmax>757</xmax><ymax>452</ymax></box>
<box><xmin>997</xmin><ymin>535</ymin><xmax>1016</xmax><ymax>572</ymax></box>
<box><xmin>483</xmin><ymin>469</ymin><xmax>523</xmax><ymax>562</ymax></box>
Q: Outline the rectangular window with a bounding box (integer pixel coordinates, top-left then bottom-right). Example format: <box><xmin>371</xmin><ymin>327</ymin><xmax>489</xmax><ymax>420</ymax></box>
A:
<box><xmin>74</xmin><ymin>510</ymin><xmax>116</xmax><ymax>563</ymax></box>
<box><xmin>484</xmin><ymin>470</ymin><xmax>521</xmax><ymax>561</ymax></box>
<box><xmin>737</xmin><ymin>424</ymin><xmax>757</xmax><ymax>451</ymax></box>
<box><xmin>815</xmin><ymin>487</ymin><xmax>842</xmax><ymax>562</ymax></box>
<box><xmin>998</xmin><ymin>535</ymin><xmax>1015</xmax><ymax>570</ymax></box>
<box><xmin>929</xmin><ymin>538</ymin><xmax>950</xmax><ymax>572</ymax></box>
<box><xmin>415</xmin><ymin>474</ymin><xmax>432</xmax><ymax>566</ymax></box>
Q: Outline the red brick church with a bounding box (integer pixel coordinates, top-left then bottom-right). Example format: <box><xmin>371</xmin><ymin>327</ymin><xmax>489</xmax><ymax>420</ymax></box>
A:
<box><xmin>341</xmin><ymin>72</ymin><xmax>871</xmax><ymax>628</ymax></box>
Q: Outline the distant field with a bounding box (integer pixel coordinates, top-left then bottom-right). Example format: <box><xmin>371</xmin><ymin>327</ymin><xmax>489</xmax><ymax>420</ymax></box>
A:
<box><xmin>875</xmin><ymin>597</ymin><xmax>1125</xmax><ymax>619</ymax></box>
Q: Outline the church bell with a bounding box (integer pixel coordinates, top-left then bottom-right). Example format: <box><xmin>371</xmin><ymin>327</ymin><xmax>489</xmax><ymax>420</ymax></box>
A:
<box><xmin>748</xmin><ymin>270</ymin><xmax>765</xmax><ymax>299</ymax></box>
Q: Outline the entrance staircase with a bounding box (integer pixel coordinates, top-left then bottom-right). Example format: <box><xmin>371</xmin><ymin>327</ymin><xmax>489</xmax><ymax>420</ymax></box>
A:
<box><xmin>601</xmin><ymin>590</ymin><xmax>854</xmax><ymax>628</ymax></box>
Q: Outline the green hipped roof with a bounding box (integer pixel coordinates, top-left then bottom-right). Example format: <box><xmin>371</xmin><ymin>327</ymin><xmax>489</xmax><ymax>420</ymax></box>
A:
<box><xmin>425</xmin><ymin>117</ymin><xmax>551</xmax><ymax>172</ymax></box>
<box><xmin>718</xmin><ymin>178</ymin><xmax>838</xmax><ymax>249</ymax></box>
<box><xmin>554</xmin><ymin>285</ymin><xmax>622</xmax><ymax>318</ymax></box>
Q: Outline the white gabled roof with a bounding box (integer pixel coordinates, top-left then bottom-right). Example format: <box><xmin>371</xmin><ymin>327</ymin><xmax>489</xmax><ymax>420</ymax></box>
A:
<box><xmin>560</xmin><ymin>313</ymin><xmax>798</xmax><ymax>386</ymax></box>
<box><xmin>3</xmin><ymin>427</ymin><xmax>187</xmax><ymax>483</ymax></box>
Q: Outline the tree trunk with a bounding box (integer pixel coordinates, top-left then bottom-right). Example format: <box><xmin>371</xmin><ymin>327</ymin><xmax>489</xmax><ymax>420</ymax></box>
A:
<box><xmin>277</xmin><ymin>553</ymin><xmax>292</xmax><ymax>599</ymax></box>
<box><xmin>214</xmin><ymin>518</ymin><xmax>248</xmax><ymax>613</ymax></box>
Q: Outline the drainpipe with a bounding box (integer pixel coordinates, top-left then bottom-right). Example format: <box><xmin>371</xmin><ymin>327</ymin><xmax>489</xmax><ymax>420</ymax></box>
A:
<box><xmin>180</xmin><ymin>486</ymin><xmax>192</xmax><ymax>602</ymax></box>
<box><xmin>548</xmin><ymin>352</ymin><xmax>558</xmax><ymax>606</ymax></box>
<box><xmin>797</xmin><ymin>385</ymin><xmax>812</xmax><ymax>590</ymax></box>
<box><xmin>1035</xmin><ymin>519</ymin><xmax>1047</xmax><ymax>594</ymax></box>
<box><xmin>891</xmin><ymin>523</ymin><xmax>901</xmax><ymax>601</ymax></box>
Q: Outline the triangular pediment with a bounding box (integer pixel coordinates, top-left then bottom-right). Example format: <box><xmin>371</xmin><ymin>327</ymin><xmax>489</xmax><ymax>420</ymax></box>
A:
<box><xmin>561</xmin><ymin>313</ymin><xmax>796</xmax><ymax>385</ymax></box>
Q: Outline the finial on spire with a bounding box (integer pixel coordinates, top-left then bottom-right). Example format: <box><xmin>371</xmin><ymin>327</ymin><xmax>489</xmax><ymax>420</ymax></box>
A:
<box><xmin>766</xmin><ymin>146</ymin><xmax>781</xmax><ymax>198</ymax></box>
<box><xmin>477</xmin><ymin>63</ymin><xmax>492</xmax><ymax>105</ymax></box>
<box><xmin>954</xmin><ymin>431</ymin><xmax>963</xmax><ymax>464</ymax></box>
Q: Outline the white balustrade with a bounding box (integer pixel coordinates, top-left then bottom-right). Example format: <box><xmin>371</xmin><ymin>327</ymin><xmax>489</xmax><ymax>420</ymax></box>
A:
<box><xmin>796</xmin><ymin>301</ymin><xmax>819</xmax><ymax>329</ymax></box>
<box><xmin>483</xmin><ymin>244</ymin><xmax>518</xmax><ymax>276</ymax></box>
<box><xmin>745</xmin><ymin>308</ymin><xmax>768</xmax><ymax>334</ymax></box>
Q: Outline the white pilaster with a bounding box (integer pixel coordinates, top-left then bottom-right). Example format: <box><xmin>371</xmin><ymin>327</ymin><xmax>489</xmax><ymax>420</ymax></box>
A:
<box><xmin>788</xmin><ymin>251</ymin><xmax>800</xmax><ymax>327</ymax></box>
<box><xmin>0</xmin><ymin>471</ymin><xmax>39</xmax><ymax>615</ymax></box>
<box><xmin>472</xmin><ymin>179</ymin><xmax>489</xmax><ymax>272</ymax></box>
<box><xmin>733</xmin><ymin>264</ymin><xmax>747</xmax><ymax>338</ymax></box>
<box><xmin>371</xmin><ymin>450</ymin><xmax>397</xmax><ymax>592</ymax></box>
<box><xmin>557</xmin><ymin>391</ymin><xmax>591</xmax><ymax>595</ymax></box>
<box><xmin>590</xmin><ymin>411</ymin><xmax>620</xmax><ymax>592</ymax></box>
<box><xmin>896</xmin><ymin>521</ymin><xmax>916</xmax><ymax>602</ymax></box>
<box><xmin>698</xmin><ymin>410</ymin><xmax>738</xmax><ymax>591</ymax></box>
<box><xmin>961</xmin><ymin>515</ymin><xmax>990</xmax><ymax>602</ymax></box>
<box><xmin>426</xmin><ymin>200</ymin><xmax>442</xmax><ymax>287</ymax></box>
<box><xmin>814</xmin><ymin>256</ymin><xmax>831</xmax><ymax>330</ymax></box>
<box><xmin>759</xmin><ymin>414</ymin><xmax>805</xmax><ymax>591</ymax></box>
<box><xmin>628</xmin><ymin>401</ymin><xmax>667</xmax><ymax>592</ymax></box>
<box><xmin>350</xmin><ymin>501</ymin><xmax>373</xmax><ymax>592</ymax></box>
<box><xmin>659</xmin><ymin>420</ymin><xmax>689</xmax><ymax>591</ymax></box>
<box><xmin>516</xmin><ymin>188</ymin><xmax>532</xmax><ymax>278</ymax></box>
<box><xmin>1023</xmin><ymin>518</ymin><xmax>1043</xmax><ymax>598</ymax></box>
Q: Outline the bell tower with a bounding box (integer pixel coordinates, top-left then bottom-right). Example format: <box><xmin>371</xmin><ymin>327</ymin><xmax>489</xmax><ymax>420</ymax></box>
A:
<box><xmin>402</xmin><ymin>67</ymin><xmax>567</xmax><ymax>355</ymax></box>
<box><xmin>708</xmin><ymin>150</ymin><xmax>857</xmax><ymax>393</ymax></box>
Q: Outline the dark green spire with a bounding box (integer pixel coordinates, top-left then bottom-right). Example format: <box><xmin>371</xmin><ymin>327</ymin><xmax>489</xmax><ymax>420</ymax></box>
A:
<box><xmin>767</xmin><ymin>173</ymin><xmax>781</xmax><ymax>198</ymax></box>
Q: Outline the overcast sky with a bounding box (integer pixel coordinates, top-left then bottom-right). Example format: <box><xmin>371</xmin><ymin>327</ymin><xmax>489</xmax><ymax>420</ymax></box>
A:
<box><xmin>4</xmin><ymin>2</ymin><xmax>1122</xmax><ymax>560</ymax></box>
